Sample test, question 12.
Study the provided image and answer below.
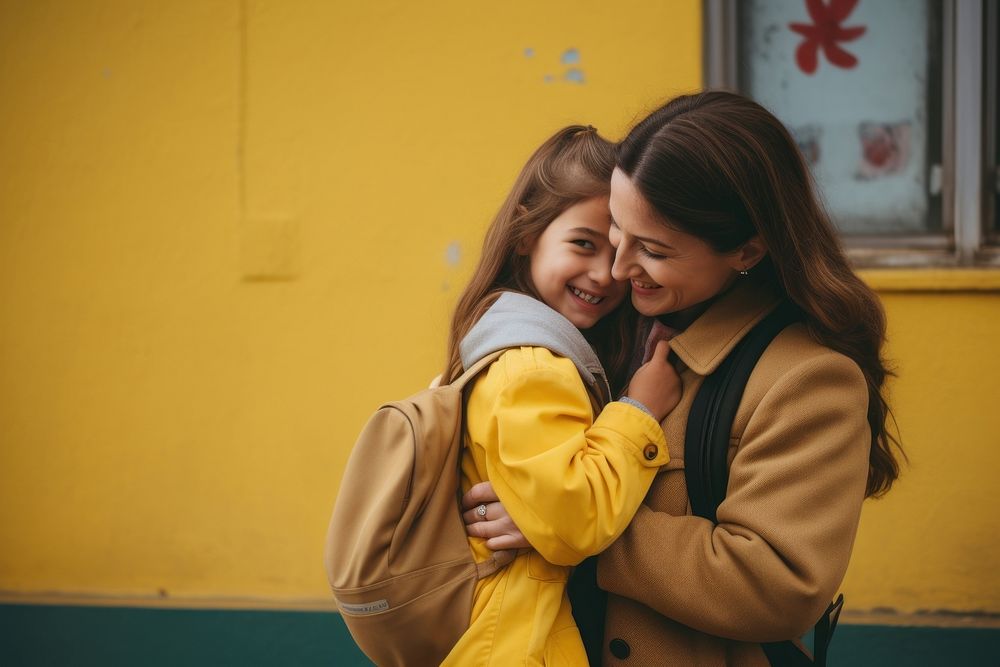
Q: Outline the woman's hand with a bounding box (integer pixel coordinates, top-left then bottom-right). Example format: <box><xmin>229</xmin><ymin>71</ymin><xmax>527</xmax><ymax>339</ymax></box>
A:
<box><xmin>626</xmin><ymin>339</ymin><xmax>682</xmax><ymax>421</ymax></box>
<box><xmin>462</xmin><ymin>482</ymin><xmax>531</xmax><ymax>552</ymax></box>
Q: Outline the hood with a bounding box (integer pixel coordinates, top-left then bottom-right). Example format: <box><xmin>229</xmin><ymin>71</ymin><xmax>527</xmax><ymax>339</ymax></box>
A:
<box><xmin>459</xmin><ymin>291</ymin><xmax>611</xmax><ymax>404</ymax></box>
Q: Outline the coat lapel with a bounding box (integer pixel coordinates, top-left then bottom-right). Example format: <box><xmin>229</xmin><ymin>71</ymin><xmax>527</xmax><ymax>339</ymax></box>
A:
<box><xmin>653</xmin><ymin>279</ymin><xmax>786</xmax><ymax>473</ymax></box>
<box><xmin>668</xmin><ymin>280</ymin><xmax>784</xmax><ymax>376</ymax></box>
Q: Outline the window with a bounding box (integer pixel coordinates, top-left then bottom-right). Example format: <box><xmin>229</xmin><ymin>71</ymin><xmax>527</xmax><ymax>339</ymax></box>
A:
<box><xmin>704</xmin><ymin>0</ymin><xmax>999</xmax><ymax>267</ymax></box>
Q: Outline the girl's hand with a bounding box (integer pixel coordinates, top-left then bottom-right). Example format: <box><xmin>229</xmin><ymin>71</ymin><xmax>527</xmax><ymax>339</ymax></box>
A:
<box><xmin>626</xmin><ymin>339</ymin><xmax>681</xmax><ymax>421</ymax></box>
<box><xmin>461</xmin><ymin>482</ymin><xmax>531</xmax><ymax>552</ymax></box>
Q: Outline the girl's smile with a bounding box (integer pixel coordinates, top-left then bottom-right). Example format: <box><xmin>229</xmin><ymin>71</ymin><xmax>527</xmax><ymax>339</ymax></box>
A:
<box><xmin>568</xmin><ymin>285</ymin><xmax>608</xmax><ymax>305</ymax></box>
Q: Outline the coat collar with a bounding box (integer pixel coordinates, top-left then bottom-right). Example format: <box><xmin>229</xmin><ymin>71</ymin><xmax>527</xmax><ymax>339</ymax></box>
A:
<box><xmin>667</xmin><ymin>279</ymin><xmax>785</xmax><ymax>376</ymax></box>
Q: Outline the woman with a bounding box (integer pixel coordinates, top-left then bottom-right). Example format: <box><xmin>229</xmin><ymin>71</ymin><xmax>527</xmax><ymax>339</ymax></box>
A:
<box><xmin>463</xmin><ymin>91</ymin><xmax>902</xmax><ymax>665</ymax></box>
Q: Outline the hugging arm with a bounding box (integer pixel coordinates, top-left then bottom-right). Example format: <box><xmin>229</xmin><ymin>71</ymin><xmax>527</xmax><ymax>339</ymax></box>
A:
<box><xmin>463</xmin><ymin>481</ymin><xmax>530</xmax><ymax>551</ymax></box>
<box><xmin>477</xmin><ymin>360</ymin><xmax>667</xmax><ymax>566</ymax></box>
<box><xmin>466</xmin><ymin>342</ymin><xmax>680</xmax><ymax>563</ymax></box>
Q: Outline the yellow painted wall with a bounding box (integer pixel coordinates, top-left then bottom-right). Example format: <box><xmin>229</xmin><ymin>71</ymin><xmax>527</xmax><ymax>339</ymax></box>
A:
<box><xmin>0</xmin><ymin>0</ymin><xmax>700</xmax><ymax>602</ymax></box>
<box><xmin>0</xmin><ymin>0</ymin><xmax>996</xmax><ymax>616</ymax></box>
<box><xmin>844</xmin><ymin>278</ymin><xmax>1000</xmax><ymax>613</ymax></box>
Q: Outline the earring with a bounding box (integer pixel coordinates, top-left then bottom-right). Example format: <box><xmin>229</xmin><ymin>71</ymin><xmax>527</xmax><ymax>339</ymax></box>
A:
<box><xmin>739</xmin><ymin>268</ymin><xmax>749</xmax><ymax>276</ymax></box>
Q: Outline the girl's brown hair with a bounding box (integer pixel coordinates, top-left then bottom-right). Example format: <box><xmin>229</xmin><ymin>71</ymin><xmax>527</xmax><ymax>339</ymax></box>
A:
<box><xmin>617</xmin><ymin>91</ymin><xmax>902</xmax><ymax>497</ymax></box>
<box><xmin>442</xmin><ymin>125</ymin><xmax>637</xmax><ymax>394</ymax></box>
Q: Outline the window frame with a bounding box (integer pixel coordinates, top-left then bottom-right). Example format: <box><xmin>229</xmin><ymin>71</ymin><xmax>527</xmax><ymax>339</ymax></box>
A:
<box><xmin>703</xmin><ymin>0</ymin><xmax>1000</xmax><ymax>268</ymax></box>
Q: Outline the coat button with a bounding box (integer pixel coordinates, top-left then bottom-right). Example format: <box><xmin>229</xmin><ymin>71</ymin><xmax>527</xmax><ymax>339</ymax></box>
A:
<box><xmin>643</xmin><ymin>444</ymin><xmax>658</xmax><ymax>460</ymax></box>
<box><xmin>609</xmin><ymin>638</ymin><xmax>631</xmax><ymax>659</ymax></box>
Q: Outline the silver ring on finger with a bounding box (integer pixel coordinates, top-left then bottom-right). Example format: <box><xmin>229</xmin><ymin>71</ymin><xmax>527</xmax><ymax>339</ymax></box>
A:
<box><xmin>476</xmin><ymin>504</ymin><xmax>488</xmax><ymax>519</ymax></box>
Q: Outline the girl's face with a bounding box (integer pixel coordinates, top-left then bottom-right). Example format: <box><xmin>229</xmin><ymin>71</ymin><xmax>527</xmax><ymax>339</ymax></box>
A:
<box><xmin>608</xmin><ymin>168</ymin><xmax>749</xmax><ymax>318</ymax></box>
<box><xmin>526</xmin><ymin>195</ymin><xmax>627</xmax><ymax>329</ymax></box>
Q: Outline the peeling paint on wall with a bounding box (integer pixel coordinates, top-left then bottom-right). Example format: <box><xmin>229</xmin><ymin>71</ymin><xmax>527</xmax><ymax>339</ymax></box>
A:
<box><xmin>523</xmin><ymin>47</ymin><xmax>586</xmax><ymax>85</ymax></box>
<box><xmin>445</xmin><ymin>241</ymin><xmax>461</xmax><ymax>267</ymax></box>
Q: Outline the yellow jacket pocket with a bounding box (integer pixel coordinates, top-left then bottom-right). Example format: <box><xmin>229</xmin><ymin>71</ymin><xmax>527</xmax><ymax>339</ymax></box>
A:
<box><xmin>526</xmin><ymin>551</ymin><xmax>569</xmax><ymax>583</ymax></box>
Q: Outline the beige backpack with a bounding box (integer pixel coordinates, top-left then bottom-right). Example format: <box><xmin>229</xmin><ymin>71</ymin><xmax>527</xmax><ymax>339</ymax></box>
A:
<box><xmin>324</xmin><ymin>350</ymin><xmax>514</xmax><ymax>667</ymax></box>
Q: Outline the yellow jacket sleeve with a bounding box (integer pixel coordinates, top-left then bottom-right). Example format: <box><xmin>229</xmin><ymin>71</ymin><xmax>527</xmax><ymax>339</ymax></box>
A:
<box><xmin>467</xmin><ymin>347</ymin><xmax>668</xmax><ymax>566</ymax></box>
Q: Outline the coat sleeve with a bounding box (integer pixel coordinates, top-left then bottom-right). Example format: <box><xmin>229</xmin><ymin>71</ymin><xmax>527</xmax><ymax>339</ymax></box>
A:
<box><xmin>477</xmin><ymin>351</ymin><xmax>668</xmax><ymax>567</ymax></box>
<box><xmin>596</xmin><ymin>352</ymin><xmax>871</xmax><ymax>642</ymax></box>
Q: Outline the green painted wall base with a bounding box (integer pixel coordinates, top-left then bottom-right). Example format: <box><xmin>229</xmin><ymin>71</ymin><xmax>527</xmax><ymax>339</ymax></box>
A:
<box><xmin>1</xmin><ymin>604</ymin><xmax>371</xmax><ymax>667</ymax></box>
<box><xmin>1</xmin><ymin>604</ymin><xmax>997</xmax><ymax>666</ymax></box>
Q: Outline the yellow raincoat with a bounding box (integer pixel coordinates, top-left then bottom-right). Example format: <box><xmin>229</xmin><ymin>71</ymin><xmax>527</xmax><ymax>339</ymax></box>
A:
<box><xmin>441</xmin><ymin>346</ymin><xmax>668</xmax><ymax>666</ymax></box>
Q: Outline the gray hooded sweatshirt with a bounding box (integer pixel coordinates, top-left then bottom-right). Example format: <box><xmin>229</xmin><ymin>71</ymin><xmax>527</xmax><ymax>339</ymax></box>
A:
<box><xmin>459</xmin><ymin>291</ymin><xmax>612</xmax><ymax>406</ymax></box>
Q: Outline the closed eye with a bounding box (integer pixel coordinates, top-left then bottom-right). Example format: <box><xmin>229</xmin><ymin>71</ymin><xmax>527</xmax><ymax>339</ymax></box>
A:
<box><xmin>638</xmin><ymin>244</ymin><xmax>667</xmax><ymax>260</ymax></box>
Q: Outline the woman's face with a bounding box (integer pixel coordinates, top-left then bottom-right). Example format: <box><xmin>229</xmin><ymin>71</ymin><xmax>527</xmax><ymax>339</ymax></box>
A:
<box><xmin>608</xmin><ymin>168</ymin><xmax>748</xmax><ymax>318</ymax></box>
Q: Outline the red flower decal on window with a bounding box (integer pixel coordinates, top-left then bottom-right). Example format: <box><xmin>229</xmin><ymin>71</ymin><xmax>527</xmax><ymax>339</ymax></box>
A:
<box><xmin>789</xmin><ymin>0</ymin><xmax>867</xmax><ymax>75</ymax></box>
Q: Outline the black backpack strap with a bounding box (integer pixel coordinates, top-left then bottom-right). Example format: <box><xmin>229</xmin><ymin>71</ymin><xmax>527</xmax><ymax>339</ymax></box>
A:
<box><xmin>761</xmin><ymin>640</ymin><xmax>814</xmax><ymax>667</ymax></box>
<box><xmin>685</xmin><ymin>301</ymin><xmax>801</xmax><ymax>522</ymax></box>
<box><xmin>761</xmin><ymin>594</ymin><xmax>843</xmax><ymax>666</ymax></box>
<box><xmin>685</xmin><ymin>301</ymin><xmax>842</xmax><ymax>666</ymax></box>
<box><xmin>811</xmin><ymin>594</ymin><xmax>845</xmax><ymax>667</ymax></box>
<box><xmin>568</xmin><ymin>556</ymin><xmax>606</xmax><ymax>667</ymax></box>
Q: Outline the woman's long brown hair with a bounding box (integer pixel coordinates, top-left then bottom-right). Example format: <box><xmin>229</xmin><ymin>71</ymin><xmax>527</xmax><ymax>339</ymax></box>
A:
<box><xmin>617</xmin><ymin>91</ymin><xmax>903</xmax><ymax>497</ymax></box>
<box><xmin>441</xmin><ymin>125</ymin><xmax>637</xmax><ymax>395</ymax></box>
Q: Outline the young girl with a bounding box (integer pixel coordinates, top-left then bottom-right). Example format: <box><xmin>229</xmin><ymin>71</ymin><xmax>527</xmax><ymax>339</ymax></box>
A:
<box><xmin>438</xmin><ymin>126</ymin><xmax>680</xmax><ymax>666</ymax></box>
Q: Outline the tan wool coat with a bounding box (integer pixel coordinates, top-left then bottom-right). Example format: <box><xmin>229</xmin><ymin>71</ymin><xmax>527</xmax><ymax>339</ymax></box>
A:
<box><xmin>595</xmin><ymin>279</ymin><xmax>872</xmax><ymax>666</ymax></box>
